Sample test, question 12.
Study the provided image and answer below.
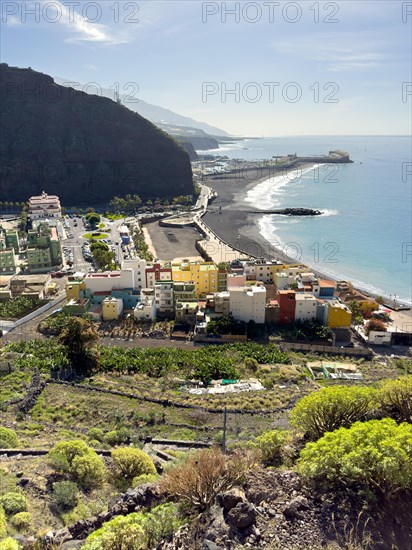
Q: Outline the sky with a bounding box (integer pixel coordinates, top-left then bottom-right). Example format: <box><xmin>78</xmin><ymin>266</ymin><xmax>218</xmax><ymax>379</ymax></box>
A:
<box><xmin>2</xmin><ymin>0</ymin><xmax>412</xmax><ymax>136</ymax></box>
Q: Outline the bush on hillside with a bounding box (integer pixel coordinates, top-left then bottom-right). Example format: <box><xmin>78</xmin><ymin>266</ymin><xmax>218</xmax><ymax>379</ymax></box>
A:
<box><xmin>0</xmin><ymin>427</ymin><xmax>19</xmax><ymax>449</ymax></box>
<box><xmin>254</xmin><ymin>429</ymin><xmax>290</xmax><ymax>466</ymax></box>
<box><xmin>377</xmin><ymin>375</ymin><xmax>412</xmax><ymax>423</ymax></box>
<box><xmin>83</xmin><ymin>513</ymin><xmax>146</xmax><ymax>549</ymax></box>
<box><xmin>83</xmin><ymin>503</ymin><xmax>181</xmax><ymax>550</ymax></box>
<box><xmin>72</xmin><ymin>453</ymin><xmax>106</xmax><ymax>489</ymax></box>
<box><xmin>48</xmin><ymin>440</ymin><xmax>91</xmax><ymax>472</ymax></box>
<box><xmin>144</xmin><ymin>503</ymin><xmax>183</xmax><ymax>547</ymax></box>
<box><xmin>0</xmin><ymin>492</ymin><xmax>28</xmax><ymax>516</ymax></box>
<box><xmin>111</xmin><ymin>448</ymin><xmax>156</xmax><ymax>487</ymax></box>
<box><xmin>160</xmin><ymin>447</ymin><xmax>252</xmax><ymax>512</ymax></box>
<box><xmin>0</xmin><ymin>538</ymin><xmax>20</xmax><ymax>550</ymax></box>
<box><xmin>0</xmin><ymin>504</ymin><xmax>6</xmax><ymax>538</ymax></box>
<box><xmin>48</xmin><ymin>440</ymin><xmax>106</xmax><ymax>488</ymax></box>
<box><xmin>298</xmin><ymin>418</ymin><xmax>412</xmax><ymax>496</ymax></box>
<box><xmin>290</xmin><ymin>385</ymin><xmax>377</xmax><ymax>440</ymax></box>
<box><xmin>10</xmin><ymin>511</ymin><xmax>32</xmax><ymax>532</ymax></box>
<box><xmin>87</xmin><ymin>428</ymin><xmax>105</xmax><ymax>443</ymax></box>
<box><xmin>51</xmin><ymin>481</ymin><xmax>79</xmax><ymax>512</ymax></box>
<box><xmin>104</xmin><ymin>428</ymin><xmax>131</xmax><ymax>447</ymax></box>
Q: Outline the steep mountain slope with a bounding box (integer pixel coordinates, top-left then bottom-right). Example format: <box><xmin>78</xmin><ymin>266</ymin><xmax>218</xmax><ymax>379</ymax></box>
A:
<box><xmin>0</xmin><ymin>65</ymin><xmax>194</xmax><ymax>205</ymax></box>
<box><xmin>54</xmin><ymin>77</ymin><xmax>230</xmax><ymax>138</ymax></box>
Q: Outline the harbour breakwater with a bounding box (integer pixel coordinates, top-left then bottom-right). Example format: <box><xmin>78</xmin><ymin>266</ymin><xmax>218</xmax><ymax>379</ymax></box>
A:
<box><xmin>248</xmin><ymin>208</ymin><xmax>322</xmax><ymax>216</ymax></box>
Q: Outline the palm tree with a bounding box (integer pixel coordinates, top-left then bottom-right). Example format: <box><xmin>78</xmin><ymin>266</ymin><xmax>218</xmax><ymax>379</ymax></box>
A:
<box><xmin>58</xmin><ymin>317</ymin><xmax>99</xmax><ymax>373</ymax></box>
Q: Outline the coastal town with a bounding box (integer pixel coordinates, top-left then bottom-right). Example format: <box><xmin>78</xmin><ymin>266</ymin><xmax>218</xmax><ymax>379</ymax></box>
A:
<box><xmin>1</xmin><ymin>182</ymin><xmax>411</xmax><ymax>352</ymax></box>
<box><xmin>1</xmin><ymin>20</ymin><xmax>411</xmax><ymax>546</ymax></box>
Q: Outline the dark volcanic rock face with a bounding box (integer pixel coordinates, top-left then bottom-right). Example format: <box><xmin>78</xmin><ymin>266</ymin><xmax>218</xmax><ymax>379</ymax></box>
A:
<box><xmin>0</xmin><ymin>64</ymin><xmax>194</xmax><ymax>205</ymax></box>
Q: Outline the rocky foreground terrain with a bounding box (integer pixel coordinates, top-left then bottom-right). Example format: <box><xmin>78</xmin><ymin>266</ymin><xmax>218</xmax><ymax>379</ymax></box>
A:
<box><xmin>40</xmin><ymin>468</ymin><xmax>411</xmax><ymax>550</ymax></box>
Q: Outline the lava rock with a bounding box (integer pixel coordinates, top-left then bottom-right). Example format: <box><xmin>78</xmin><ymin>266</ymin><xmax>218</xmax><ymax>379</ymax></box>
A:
<box><xmin>216</xmin><ymin>488</ymin><xmax>246</xmax><ymax>512</ymax></box>
<box><xmin>283</xmin><ymin>496</ymin><xmax>310</xmax><ymax>520</ymax></box>
<box><xmin>227</xmin><ymin>502</ymin><xmax>256</xmax><ymax>530</ymax></box>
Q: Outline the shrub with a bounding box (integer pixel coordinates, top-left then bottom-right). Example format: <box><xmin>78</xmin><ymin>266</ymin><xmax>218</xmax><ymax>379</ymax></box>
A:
<box><xmin>365</xmin><ymin>319</ymin><xmax>387</xmax><ymax>335</ymax></box>
<box><xmin>0</xmin><ymin>538</ymin><xmax>20</xmax><ymax>550</ymax></box>
<box><xmin>290</xmin><ymin>385</ymin><xmax>377</xmax><ymax>440</ymax></box>
<box><xmin>0</xmin><ymin>504</ymin><xmax>6</xmax><ymax>538</ymax></box>
<box><xmin>112</xmin><ymin>448</ymin><xmax>156</xmax><ymax>486</ymax></box>
<box><xmin>48</xmin><ymin>440</ymin><xmax>92</xmax><ymax>472</ymax></box>
<box><xmin>72</xmin><ymin>453</ymin><xmax>106</xmax><ymax>489</ymax></box>
<box><xmin>104</xmin><ymin>428</ymin><xmax>131</xmax><ymax>447</ymax></box>
<box><xmin>144</xmin><ymin>503</ymin><xmax>183</xmax><ymax>547</ymax></box>
<box><xmin>10</xmin><ymin>511</ymin><xmax>32</xmax><ymax>532</ymax></box>
<box><xmin>243</xmin><ymin>357</ymin><xmax>259</xmax><ymax>373</ymax></box>
<box><xmin>0</xmin><ymin>427</ymin><xmax>19</xmax><ymax>449</ymax></box>
<box><xmin>87</xmin><ymin>428</ymin><xmax>105</xmax><ymax>443</ymax></box>
<box><xmin>254</xmin><ymin>429</ymin><xmax>289</xmax><ymax>466</ymax></box>
<box><xmin>298</xmin><ymin>418</ymin><xmax>412</xmax><ymax>496</ymax></box>
<box><xmin>132</xmin><ymin>473</ymin><xmax>159</xmax><ymax>488</ymax></box>
<box><xmin>83</xmin><ymin>512</ymin><xmax>146</xmax><ymax>549</ymax></box>
<box><xmin>160</xmin><ymin>447</ymin><xmax>251</xmax><ymax>511</ymax></box>
<box><xmin>0</xmin><ymin>492</ymin><xmax>28</xmax><ymax>516</ymax></box>
<box><xmin>83</xmin><ymin>504</ymin><xmax>182</xmax><ymax>550</ymax></box>
<box><xmin>377</xmin><ymin>375</ymin><xmax>412</xmax><ymax>423</ymax></box>
<box><xmin>52</xmin><ymin>481</ymin><xmax>78</xmax><ymax>511</ymax></box>
<box><xmin>48</xmin><ymin>440</ymin><xmax>106</xmax><ymax>488</ymax></box>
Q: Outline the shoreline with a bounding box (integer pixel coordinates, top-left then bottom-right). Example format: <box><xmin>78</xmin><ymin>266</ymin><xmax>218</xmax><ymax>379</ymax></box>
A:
<box><xmin>202</xmin><ymin>165</ymin><xmax>411</xmax><ymax>310</ymax></box>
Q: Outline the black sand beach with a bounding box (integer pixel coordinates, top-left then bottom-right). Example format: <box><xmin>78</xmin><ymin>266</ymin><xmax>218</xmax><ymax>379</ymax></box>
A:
<box><xmin>202</xmin><ymin>165</ymin><xmax>314</xmax><ymax>264</ymax></box>
<box><xmin>202</xmin><ymin>167</ymin><xmax>411</xmax><ymax>310</ymax></box>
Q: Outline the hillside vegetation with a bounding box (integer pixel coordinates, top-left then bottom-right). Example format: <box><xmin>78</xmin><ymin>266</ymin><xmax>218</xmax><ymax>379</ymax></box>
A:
<box><xmin>1</xmin><ymin>328</ymin><xmax>411</xmax><ymax>548</ymax></box>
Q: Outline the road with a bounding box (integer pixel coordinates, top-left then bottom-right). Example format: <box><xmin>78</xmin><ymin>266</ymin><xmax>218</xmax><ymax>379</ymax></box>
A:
<box><xmin>2</xmin><ymin>295</ymin><xmax>66</xmax><ymax>343</ymax></box>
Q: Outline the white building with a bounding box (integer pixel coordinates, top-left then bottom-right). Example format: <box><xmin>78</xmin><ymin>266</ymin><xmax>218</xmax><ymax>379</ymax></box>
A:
<box><xmin>84</xmin><ymin>270</ymin><xmax>134</xmax><ymax>294</ymax></box>
<box><xmin>275</xmin><ymin>272</ymin><xmax>289</xmax><ymax>290</ymax></box>
<box><xmin>134</xmin><ymin>288</ymin><xmax>156</xmax><ymax>322</ymax></box>
<box><xmin>121</xmin><ymin>258</ymin><xmax>148</xmax><ymax>290</ymax></box>
<box><xmin>28</xmin><ymin>191</ymin><xmax>61</xmax><ymax>221</ymax></box>
<box><xmin>242</xmin><ymin>262</ymin><xmax>256</xmax><ymax>281</ymax></box>
<box><xmin>295</xmin><ymin>293</ymin><xmax>317</xmax><ymax>322</ymax></box>
<box><xmin>229</xmin><ymin>285</ymin><xmax>266</xmax><ymax>324</ymax></box>
<box><xmin>154</xmin><ymin>281</ymin><xmax>174</xmax><ymax>317</ymax></box>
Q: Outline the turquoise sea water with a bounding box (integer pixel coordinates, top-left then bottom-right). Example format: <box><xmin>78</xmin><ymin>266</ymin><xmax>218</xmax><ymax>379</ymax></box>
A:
<box><xmin>207</xmin><ymin>136</ymin><xmax>412</xmax><ymax>305</ymax></box>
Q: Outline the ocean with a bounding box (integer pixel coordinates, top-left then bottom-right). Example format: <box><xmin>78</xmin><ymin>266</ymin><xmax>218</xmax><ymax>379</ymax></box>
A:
<box><xmin>206</xmin><ymin>136</ymin><xmax>412</xmax><ymax>305</ymax></box>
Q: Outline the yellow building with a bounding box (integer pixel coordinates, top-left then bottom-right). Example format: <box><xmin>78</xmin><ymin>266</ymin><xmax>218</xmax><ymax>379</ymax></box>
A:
<box><xmin>327</xmin><ymin>300</ymin><xmax>352</xmax><ymax>328</ymax></box>
<box><xmin>102</xmin><ymin>297</ymin><xmax>123</xmax><ymax>321</ymax></box>
<box><xmin>171</xmin><ymin>261</ymin><xmax>218</xmax><ymax>297</ymax></box>
<box><xmin>65</xmin><ymin>280</ymin><xmax>86</xmax><ymax>301</ymax></box>
<box><xmin>357</xmin><ymin>298</ymin><xmax>379</xmax><ymax>315</ymax></box>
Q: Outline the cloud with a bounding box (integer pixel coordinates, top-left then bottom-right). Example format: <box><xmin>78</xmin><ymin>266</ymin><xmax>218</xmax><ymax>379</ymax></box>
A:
<box><xmin>3</xmin><ymin>15</ymin><xmax>23</xmax><ymax>27</ymax></box>
<box><xmin>37</xmin><ymin>0</ymin><xmax>133</xmax><ymax>45</ymax></box>
<box><xmin>273</xmin><ymin>34</ymin><xmax>388</xmax><ymax>71</ymax></box>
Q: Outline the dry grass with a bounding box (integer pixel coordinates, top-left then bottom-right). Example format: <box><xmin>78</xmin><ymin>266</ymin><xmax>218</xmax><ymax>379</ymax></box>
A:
<box><xmin>160</xmin><ymin>447</ymin><xmax>254</xmax><ymax>512</ymax></box>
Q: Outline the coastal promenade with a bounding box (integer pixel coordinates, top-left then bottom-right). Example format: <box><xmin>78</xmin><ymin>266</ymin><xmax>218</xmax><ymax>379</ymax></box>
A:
<box><xmin>192</xmin><ymin>184</ymin><xmax>256</xmax><ymax>263</ymax></box>
<box><xmin>156</xmin><ymin>181</ymin><xmax>257</xmax><ymax>264</ymax></box>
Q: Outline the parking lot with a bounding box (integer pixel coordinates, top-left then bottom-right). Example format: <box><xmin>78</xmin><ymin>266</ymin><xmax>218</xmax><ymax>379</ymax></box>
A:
<box><xmin>59</xmin><ymin>215</ymin><xmax>138</xmax><ymax>274</ymax></box>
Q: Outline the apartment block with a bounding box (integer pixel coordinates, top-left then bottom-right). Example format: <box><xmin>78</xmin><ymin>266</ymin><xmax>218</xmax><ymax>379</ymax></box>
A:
<box><xmin>229</xmin><ymin>285</ymin><xmax>266</xmax><ymax>324</ymax></box>
<box><xmin>171</xmin><ymin>261</ymin><xmax>219</xmax><ymax>297</ymax></box>
<box><xmin>295</xmin><ymin>293</ymin><xmax>318</xmax><ymax>322</ymax></box>
<box><xmin>155</xmin><ymin>280</ymin><xmax>174</xmax><ymax>317</ymax></box>
<box><xmin>28</xmin><ymin>191</ymin><xmax>61</xmax><ymax>221</ymax></box>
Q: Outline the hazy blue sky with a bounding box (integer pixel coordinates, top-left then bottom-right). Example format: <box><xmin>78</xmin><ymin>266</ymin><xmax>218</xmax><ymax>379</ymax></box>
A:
<box><xmin>2</xmin><ymin>0</ymin><xmax>411</xmax><ymax>135</ymax></box>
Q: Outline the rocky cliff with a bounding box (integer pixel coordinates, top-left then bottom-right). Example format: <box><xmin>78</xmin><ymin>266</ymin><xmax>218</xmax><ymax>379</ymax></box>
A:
<box><xmin>0</xmin><ymin>64</ymin><xmax>194</xmax><ymax>205</ymax></box>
